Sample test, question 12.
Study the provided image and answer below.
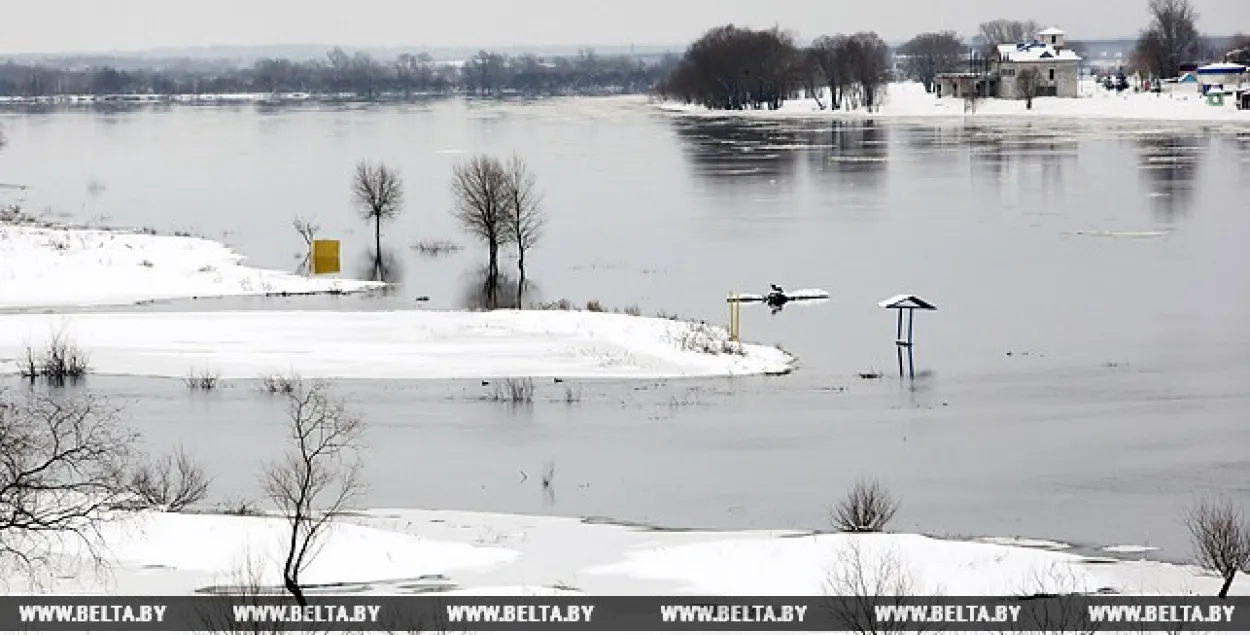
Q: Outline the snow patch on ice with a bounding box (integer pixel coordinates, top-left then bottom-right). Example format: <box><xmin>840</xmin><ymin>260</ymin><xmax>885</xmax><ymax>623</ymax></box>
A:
<box><xmin>0</xmin><ymin>222</ymin><xmax>383</xmax><ymax>308</ymax></box>
<box><xmin>0</xmin><ymin>310</ymin><xmax>794</xmax><ymax>379</ymax></box>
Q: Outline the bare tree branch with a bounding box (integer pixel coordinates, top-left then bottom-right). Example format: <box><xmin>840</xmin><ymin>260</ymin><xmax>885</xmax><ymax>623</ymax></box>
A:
<box><xmin>0</xmin><ymin>391</ymin><xmax>136</xmax><ymax>586</ymax></box>
<box><xmin>1184</xmin><ymin>497</ymin><xmax>1250</xmax><ymax>598</ymax></box>
<box><xmin>450</xmin><ymin>155</ymin><xmax>510</xmax><ymax>308</ymax></box>
<box><xmin>352</xmin><ymin>161</ymin><xmax>403</xmax><ymax>281</ymax></box>
<box><xmin>501</xmin><ymin>154</ymin><xmax>545</xmax><ymax>306</ymax></box>
<box><xmin>261</xmin><ymin>378</ymin><xmax>365</xmax><ymax>607</ymax></box>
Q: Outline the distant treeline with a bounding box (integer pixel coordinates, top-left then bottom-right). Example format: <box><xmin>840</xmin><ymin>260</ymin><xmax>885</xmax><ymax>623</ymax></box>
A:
<box><xmin>0</xmin><ymin>47</ymin><xmax>680</xmax><ymax>98</ymax></box>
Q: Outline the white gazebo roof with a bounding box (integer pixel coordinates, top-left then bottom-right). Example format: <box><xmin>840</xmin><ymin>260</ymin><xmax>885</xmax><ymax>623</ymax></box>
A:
<box><xmin>1038</xmin><ymin>26</ymin><xmax>1065</xmax><ymax>36</ymax></box>
<box><xmin>878</xmin><ymin>294</ymin><xmax>937</xmax><ymax>310</ymax></box>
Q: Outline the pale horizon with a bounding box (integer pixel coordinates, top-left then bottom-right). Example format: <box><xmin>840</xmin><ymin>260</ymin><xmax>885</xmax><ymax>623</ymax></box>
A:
<box><xmin>3</xmin><ymin>0</ymin><xmax>1247</xmax><ymax>57</ymax></box>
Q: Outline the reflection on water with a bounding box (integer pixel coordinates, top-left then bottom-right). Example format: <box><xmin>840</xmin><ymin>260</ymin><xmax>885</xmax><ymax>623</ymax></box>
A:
<box><xmin>458</xmin><ymin>266</ymin><xmax>541</xmax><ymax>310</ymax></box>
<box><xmin>671</xmin><ymin>120</ymin><xmax>803</xmax><ymax>186</ymax></box>
<box><xmin>810</xmin><ymin>121</ymin><xmax>888</xmax><ymax>189</ymax></box>
<box><xmin>1135</xmin><ymin>133</ymin><xmax>1206</xmax><ymax>222</ymax></box>
<box><xmin>356</xmin><ymin>247</ymin><xmax>404</xmax><ymax>287</ymax></box>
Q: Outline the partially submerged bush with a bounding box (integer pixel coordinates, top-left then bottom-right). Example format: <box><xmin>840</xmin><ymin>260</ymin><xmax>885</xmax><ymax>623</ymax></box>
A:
<box><xmin>19</xmin><ymin>330</ymin><xmax>90</xmax><ymax>385</ymax></box>
<box><xmin>487</xmin><ymin>378</ymin><xmax>535</xmax><ymax>404</ymax></box>
<box><xmin>128</xmin><ymin>446</ymin><xmax>213</xmax><ymax>512</ymax></box>
<box><xmin>831</xmin><ymin>478</ymin><xmax>899</xmax><ymax>533</ymax></box>
<box><xmin>259</xmin><ymin>374</ymin><xmax>299</xmax><ymax>395</ymax></box>
<box><xmin>412</xmin><ymin>239</ymin><xmax>463</xmax><ymax>256</ymax></box>
<box><xmin>184</xmin><ymin>367</ymin><xmax>221</xmax><ymax>391</ymax></box>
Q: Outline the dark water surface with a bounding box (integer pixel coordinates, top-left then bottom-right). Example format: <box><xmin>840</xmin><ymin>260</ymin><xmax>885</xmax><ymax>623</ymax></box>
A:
<box><xmin>2</xmin><ymin>97</ymin><xmax>1249</xmax><ymax>560</ymax></box>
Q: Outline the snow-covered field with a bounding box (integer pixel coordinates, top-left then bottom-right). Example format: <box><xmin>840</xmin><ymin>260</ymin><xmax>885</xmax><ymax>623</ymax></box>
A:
<box><xmin>0</xmin><ymin>309</ymin><xmax>793</xmax><ymax>379</ymax></box>
<box><xmin>0</xmin><ymin>221</ymin><xmax>383</xmax><ymax>308</ymax></box>
<box><xmin>657</xmin><ymin>81</ymin><xmax>1250</xmax><ymax>123</ymax></box>
<box><xmin>7</xmin><ymin>508</ymin><xmax>1239</xmax><ymax>599</ymax></box>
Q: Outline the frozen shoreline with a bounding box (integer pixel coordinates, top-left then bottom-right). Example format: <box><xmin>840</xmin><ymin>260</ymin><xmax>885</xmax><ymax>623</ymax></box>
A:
<box><xmin>0</xmin><ymin>309</ymin><xmax>794</xmax><ymax>379</ymax></box>
<box><xmin>0</xmin><ymin>220</ymin><xmax>384</xmax><ymax>308</ymax></box>
<box><xmin>7</xmin><ymin>507</ymin><xmax>1240</xmax><ymax>599</ymax></box>
<box><xmin>655</xmin><ymin>81</ymin><xmax>1250</xmax><ymax>124</ymax></box>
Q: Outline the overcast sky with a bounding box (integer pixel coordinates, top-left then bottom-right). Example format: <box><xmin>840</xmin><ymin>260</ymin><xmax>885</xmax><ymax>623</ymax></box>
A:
<box><xmin>2</xmin><ymin>0</ymin><xmax>1246</xmax><ymax>55</ymax></box>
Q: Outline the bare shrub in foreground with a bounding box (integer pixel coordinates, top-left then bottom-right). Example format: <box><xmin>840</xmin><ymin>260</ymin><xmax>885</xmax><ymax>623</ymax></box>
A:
<box><xmin>262</xmin><ymin>380</ymin><xmax>365</xmax><ymax>606</ymax></box>
<box><xmin>824</xmin><ymin>541</ymin><xmax>925</xmax><ymax>635</ymax></box>
<box><xmin>1184</xmin><ymin>497</ymin><xmax>1250</xmax><ymax>598</ymax></box>
<box><xmin>128</xmin><ymin>446</ymin><xmax>212</xmax><ymax>512</ymax></box>
<box><xmin>0</xmin><ymin>392</ymin><xmax>135</xmax><ymax>583</ymax></box>
<box><xmin>1011</xmin><ymin>563</ymin><xmax>1096</xmax><ymax>635</ymax></box>
<box><xmin>194</xmin><ymin>551</ymin><xmax>287</xmax><ymax>635</ymax></box>
<box><xmin>831</xmin><ymin>478</ymin><xmax>899</xmax><ymax>532</ymax></box>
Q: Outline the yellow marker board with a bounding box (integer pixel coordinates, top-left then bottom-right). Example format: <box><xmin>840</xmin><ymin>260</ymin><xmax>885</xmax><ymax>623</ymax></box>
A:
<box><xmin>311</xmin><ymin>239</ymin><xmax>340</xmax><ymax>275</ymax></box>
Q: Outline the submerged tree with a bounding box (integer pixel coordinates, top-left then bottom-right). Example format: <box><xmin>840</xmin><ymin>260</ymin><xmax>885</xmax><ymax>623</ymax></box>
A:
<box><xmin>451</xmin><ymin>155</ymin><xmax>510</xmax><ymax>308</ymax></box>
<box><xmin>352</xmin><ymin>161</ymin><xmax>404</xmax><ymax>281</ymax></box>
<box><xmin>502</xmin><ymin>155</ymin><xmax>545</xmax><ymax>306</ymax></box>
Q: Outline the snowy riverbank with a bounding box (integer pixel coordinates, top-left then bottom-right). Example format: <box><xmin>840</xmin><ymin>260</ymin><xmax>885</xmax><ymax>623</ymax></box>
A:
<box><xmin>656</xmin><ymin>81</ymin><xmax>1250</xmax><ymax>124</ymax></box>
<box><xmin>0</xmin><ymin>309</ymin><xmax>794</xmax><ymax>379</ymax></box>
<box><xmin>0</xmin><ymin>220</ymin><xmax>384</xmax><ymax>308</ymax></box>
<box><xmin>8</xmin><ymin>507</ymin><xmax>1240</xmax><ymax>598</ymax></box>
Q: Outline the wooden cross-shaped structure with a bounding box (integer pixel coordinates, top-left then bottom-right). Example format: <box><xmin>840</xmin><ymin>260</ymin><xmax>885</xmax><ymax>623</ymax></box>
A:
<box><xmin>878</xmin><ymin>294</ymin><xmax>937</xmax><ymax>378</ymax></box>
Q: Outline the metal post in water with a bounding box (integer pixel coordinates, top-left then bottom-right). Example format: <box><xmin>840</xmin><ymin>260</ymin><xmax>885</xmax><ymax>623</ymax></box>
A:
<box><xmin>907</xmin><ymin>307</ymin><xmax>916</xmax><ymax>378</ymax></box>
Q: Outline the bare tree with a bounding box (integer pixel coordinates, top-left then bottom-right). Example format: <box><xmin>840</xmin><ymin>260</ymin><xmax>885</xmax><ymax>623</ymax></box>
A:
<box><xmin>450</xmin><ymin>155</ymin><xmax>510</xmax><ymax>308</ymax></box>
<box><xmin>900</xmin><ymin>32</ymin><xmax>965</xmax><ymax>93</ymax></box>
<box><xmin>979</xmin><ymin>19</ymin><xmax>1041</xmax><ymax>46</ymax></box>
<box><xmin>262</xmin><ymin>379</ymin><xmax>365</xmax><ymax>606</ymax></box>
<box><xmin>824</xmin><ymin>541</ymin><xmax>924</xmax><ymax>635</ymax></box>
<box><xmin>0</xmin><ymin>391</ymin><xmax>136</xmax><ymax>582</ymax></box>
<box><xmin>831</xmin><ymin>477</ymin><xmax>899</xmax><ymax>532</ymax></box>
<box><xmin>128</xmin><ymin>445</ymin><xmax>212</xmax><ymax>512</ymax></box>
<box><xmin>1184</xmin><ymin>497</ymin><xmax>1250</xmax><ymax>598</ymax></box>
<box><xmin>1015</xmin><ymin>68</ymin><xmax>1043</xmax><ymax>109</ymax></box>
<box><xmin>1134</xmin><ymin>0</ymin><xmax>1200</xmax><ymax>80</ymax></box>
<box><xmin>292</xmin><ymin>217</ymin><xmax>320</xmax><ymax>274</ymax></box>
<box><xmin>809</xmin><ymin>35</ymin><xmax>851</xmax><ymax>110</ymax></box>
<box><xmin>843</xmin><ymin>33</ymin><xmax>892</xmax><ymax>112</ymax></box>
<box><xmin>352</xmin><ymin>161</ymin><xmax>404</xmax><ymax>281</ymax></box>
<box><xmin>502</xmin><ymin>155</ymin><xmax>544</xmax><ymax>306</ymax></box>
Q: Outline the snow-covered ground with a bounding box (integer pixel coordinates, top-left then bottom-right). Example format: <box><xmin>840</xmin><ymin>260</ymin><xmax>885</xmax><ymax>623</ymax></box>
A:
<box><xmin>7</xmin><ymin>508</ymin><xmax>1239</xmax><ymax>599</ymax></box>
<box><xmin>0</xmin><ymin>221</ymin><xmax>383</xmax><ymax>308</ymax></box>
<box><xmin>656</xmin><ymin>81</ymin><xmax>1250</xmax><ymax>123</ymax></box>
<box><xmin>0</xmin><ymin>309</ymin><xmax>793</xmax><ymax>379</ymax></box>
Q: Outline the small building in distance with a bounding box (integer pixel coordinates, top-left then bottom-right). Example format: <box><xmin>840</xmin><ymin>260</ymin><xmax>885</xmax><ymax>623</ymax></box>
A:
<box><xmin>994</xmin><ymin>27</ymin><xmax>1082</xmax><ymax>98</ymax></box>
<box><xmin>936</xmin><ymin>27</ymin><xmax>1083</xmax><ymax>100</ymax></box>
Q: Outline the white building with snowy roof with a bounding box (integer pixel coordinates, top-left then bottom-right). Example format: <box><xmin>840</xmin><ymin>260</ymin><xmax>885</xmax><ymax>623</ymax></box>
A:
<box><xmin>993</xmin><ymin>27</ymin><xmax>1082</xmax><ymax>99</ymax></box>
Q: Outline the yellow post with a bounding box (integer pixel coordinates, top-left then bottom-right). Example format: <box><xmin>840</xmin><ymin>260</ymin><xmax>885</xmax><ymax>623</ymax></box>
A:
<box><xmin>728</xmin><ymin>292</ymin><xmax>741</xmax><ymax>342</ymax></box>
<box><xmin>311</xmin><ymin>239</ymin><xmax>341</xmax><ymax>275</ymax></box>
